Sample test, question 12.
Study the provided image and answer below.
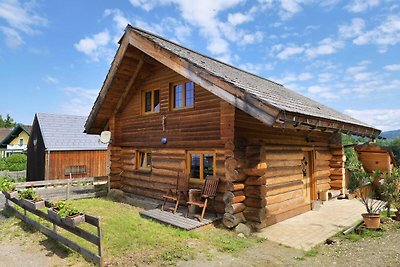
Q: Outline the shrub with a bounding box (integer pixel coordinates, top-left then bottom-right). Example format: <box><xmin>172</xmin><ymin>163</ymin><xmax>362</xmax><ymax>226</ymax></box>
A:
<box><xmin>50</xmin><ymin>200</ymin><xmax>80</xmax><ymax>218</ymax></box>
<box><xmin>0</xmin><ymin>154</ymin><xmax>27</xmax><ymax>171</ymax></box>
<box><xmin>0</xmin><ymin>181</ymin><xmax>16</xmax><ymax>192</ymax></box>
<box><xmin>19</xmin><ymin>188</ymin><xmax>41</xmax><ymax>202</ymax></box>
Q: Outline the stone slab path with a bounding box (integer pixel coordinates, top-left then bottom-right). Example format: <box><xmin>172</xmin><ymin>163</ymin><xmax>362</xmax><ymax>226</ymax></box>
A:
<box><xmin>255</xmin><ymin>199</ymin><xmax>365</xmax><ymax>250</ymax></box>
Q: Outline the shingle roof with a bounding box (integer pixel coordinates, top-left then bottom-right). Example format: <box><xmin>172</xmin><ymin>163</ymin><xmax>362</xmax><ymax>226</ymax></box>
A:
<box><xmin>0</xmin><ymin>128</ymin><xmax>12</xmax><ymax>143</ymax></box>
<box><xmin>36</xmin><ymin>113</ymin><xmax>107</xmax><ymax>151</ymax></box>
<box><xmin>21</xmin><ymin>125</ymin><xmax>32</xmax><ymax>135</ymax></box>
<box><xmin>127</xmin><ymin>25</ymin><xmax>374</xmax><ymax>130</ymax></box>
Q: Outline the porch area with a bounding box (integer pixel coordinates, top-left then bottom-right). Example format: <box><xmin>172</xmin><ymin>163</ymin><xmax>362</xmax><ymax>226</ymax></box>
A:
<box><xmin>140</xmin><ymin>208</ymin><xmax>222</xmax><ymax>230</ymax></box>
<box><xmin>255</xmin><ymin>199</ymin><xmax>365</xmax><ymax>250</ymax></box>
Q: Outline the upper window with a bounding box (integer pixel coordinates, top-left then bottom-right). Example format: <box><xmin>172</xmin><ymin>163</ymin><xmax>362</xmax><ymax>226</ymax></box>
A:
<box><xmin>137</xmin><ymin>150</ymin><xmax>152</xmax><ymax>171</ymax></box>
<box><xmin>19</xmin><ymin>138</ymin><xmax>23</xmax><ymax>146</ymax></box>
<box><xmin>172</xmin><ymin>81</ymin><xmax>194</xmax><ymax>110</ymax></box>
<box><xmin>187</xmin><ymin>151</ymin><xmax>216</xmax><ymax>181</ymax></box>
<box><xmin>142</xmin><ymin>89</ymin><xmax>160</xmax><ymax>113</ymax></box>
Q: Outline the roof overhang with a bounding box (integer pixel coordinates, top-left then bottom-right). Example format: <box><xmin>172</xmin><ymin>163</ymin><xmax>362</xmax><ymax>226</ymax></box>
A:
<box><xmin>85</xmin><ymin>25</ymin><xmax>381</xmax><ymax>139</ymax></box>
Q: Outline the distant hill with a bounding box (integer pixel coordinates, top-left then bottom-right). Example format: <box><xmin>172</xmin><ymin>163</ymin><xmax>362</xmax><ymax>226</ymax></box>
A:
<box><xmin>381</xmin><ymin>129</ymin><xmax>400</xmax><ymax>139</ymax></box>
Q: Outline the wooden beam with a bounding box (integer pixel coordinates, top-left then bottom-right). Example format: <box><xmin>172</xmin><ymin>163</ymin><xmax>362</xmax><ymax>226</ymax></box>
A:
<box><xmin>114</xmin><ymin>56</ymin><xmax>144</xmax><ymax>115</ymax></box>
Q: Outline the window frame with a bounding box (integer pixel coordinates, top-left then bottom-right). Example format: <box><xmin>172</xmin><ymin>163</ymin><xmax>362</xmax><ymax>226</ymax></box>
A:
<box><xmin>170</xmin><ymin>81</ymin><xmax>195</xmax><ymax>111</ymax></box>
<box><xmin>136</xmin><ymin>150</ymin><xmax>152</xmax><ymax>172</ymax></box>
<box><xmin>186</xmin><ymin>151</ymin><xmax>217</xmax><ymax>182</ymax></box>
<box><xmin>142</xmin><ymin>88</ymin><xmax>160</xmax><ymax>114</ymax></box>
<box><xmin>64</xmin><ymin>165</ymin><xmax>87</xmax><ymax>176</ymax></box>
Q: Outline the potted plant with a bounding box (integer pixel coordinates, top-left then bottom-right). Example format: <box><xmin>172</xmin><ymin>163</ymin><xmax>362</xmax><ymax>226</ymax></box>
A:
<box><xmin>380</xmin><ymin>168</ymin><xmax>400</xmax><ymax>218</ymax></box>
<box><xmin>19</xmin><ymin>188</ymin><xmax>45</xmax><ymax>210</ymax></box>
<box><xmin>48</xmin><ymin>200</ymin><xmax>85</xmax><ymax>227</ymax></box>
<box><xmin>1</xmin><ymin>180</ymin><xmax>18</xmax><ymax>199</ymax></box>
<box><xmin>349</xmin><ymin>167</ymin><xmax>386</xmax><ymax>229</ymax></box>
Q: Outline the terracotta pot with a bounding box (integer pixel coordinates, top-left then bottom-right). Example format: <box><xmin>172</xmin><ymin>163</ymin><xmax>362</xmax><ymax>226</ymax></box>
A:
<box><xmin>362</xmin><ymin>213</ymin><xmax>381</xmax><ymax>229</ymax></box>
<box><xmin>395</xmin><ymin>211</ymin><xmax>400</xmax><ymax>221</ymax></box>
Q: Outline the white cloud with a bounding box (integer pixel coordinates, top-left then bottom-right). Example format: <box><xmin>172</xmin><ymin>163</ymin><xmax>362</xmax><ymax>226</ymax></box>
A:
<box><xmin>74</xmin><ymin>30</ymin><xmax>112</xmax><ymax>62</ymax></box>
<box><xmin>0</xmin><ymin>0</ymin><xmax>47</xmax><ymax>47</ymax></box>
<box><xmin>353</xmin><ymin>72</ymin><xmax>373</xmax><ymax>81</ymax></box>
<box><xmin>346</xmin><ymin>65</ymin><xmax>367</xmax><ymax>74</ymax></box>
<box><xmin>61</xmin><ymin>87</ymin><xmax>99</xmax><ymax>116</ymax></box>
<box><xmin>344</xmin><ymin>109</ymin><xmax>400</xmax><ymax>131</ymax></box>
<box><xmin>345</xmin><ymin>0</ymin><xmax>380</xmax><ymax>13</ymax></box>
<box><xmin>276</xmin><ymin>45</ymin><xmax>304</xmax><ymax>60</ymax></box>
<box><xmin>305</xmin><ymin>38</ymin><xmax>343</xmax><ymax>58</ymax></box>
<box><xmin>318</xmin><ymin>72</ymin><xmax>336</xmax><ymax>83</ymax></box>
<box><xmin>280</xmin><ymin>0</ymin><xmax>303</xmax><ymax>19</ymax></box>
<box><xmin>0</xmin><ymin>26</ymin><xmax>23</xmax><ymax>47</ymax></box>
<box><xmin>353</xmin><ymin>15</ymin><xmax>400</xmax><ymax>52</ymax></box>
<box><xmin>207</xmin><ymin>37</ymin><xmax>230</xmax><ymax>55</ymax></box>
<box><xmin>298</xmin><ymin>72</ymin><xmax>313</xmax><ymax>81</ymax></box>
<box><xmin>338</xmin><ymin>18</ymin><xmax>365</xmax><ymax>39</ymax></box>
<box><xmin>227</xmin><ymin>12</ymin><xmax>252</xmax><ymax>26</ymax></box>
<box><xmin>239</xmin><ymin>31</ymin><xmax>263</xmax><ymax>45</ymax></box>
<box><xmin>384</xmin><ymin>64</ymin><xmax>400</xmax><ymax>71</ymax></box>
<box><xmin>43</xmin><ymin>75</ymin><xmax>59</xmax><ymax>84</ymax></box>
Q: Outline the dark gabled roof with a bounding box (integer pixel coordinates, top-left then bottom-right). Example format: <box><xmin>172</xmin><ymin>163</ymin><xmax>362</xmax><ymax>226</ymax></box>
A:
<box><xmin>36</xmin><ymin>113</ymin><xmax>107</xmax><ymax>151</ymax></box>
<box><xmin>0</xmin><ymin>124</ymin><xmax>31</xmax><ymax>148</ymax></box>
<box><xmin>0</xmin><ymin>128</ymin><xmax>12</xmax><ymax>143</ymax></box>
<box><xmin>85</xmin><ymin>25</ymin><xmax>381</xmax><ymax>137</ymax></box>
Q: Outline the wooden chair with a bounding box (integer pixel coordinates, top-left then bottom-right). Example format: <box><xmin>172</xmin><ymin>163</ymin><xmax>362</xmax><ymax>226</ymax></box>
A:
<box><xmin>185</xmin><ymin>176</ymin><xmax>219</xmax><ymax>221</ymax></box>
<box><xmin>161</xmin><ymin>172</ymin><xmax>189</xmax><ymax>213</ymax></box>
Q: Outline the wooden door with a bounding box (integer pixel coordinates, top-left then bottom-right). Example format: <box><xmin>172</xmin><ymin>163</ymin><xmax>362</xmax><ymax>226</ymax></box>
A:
<box><xmin>302</xmin><ymin>151</ymin><xmax>316</xmax><ymax>202</ymax></box>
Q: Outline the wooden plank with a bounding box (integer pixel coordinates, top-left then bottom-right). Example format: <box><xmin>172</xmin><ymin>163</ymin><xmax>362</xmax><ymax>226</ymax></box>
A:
<box><xmin>5</xmin><ymin>204</ymin><xmax>101</xmax><ymax>266</ymax></box>
<box><xmin>7</xmin><ymin>198</ymin><xmax>100</xmax><ymax>246</ymax></box>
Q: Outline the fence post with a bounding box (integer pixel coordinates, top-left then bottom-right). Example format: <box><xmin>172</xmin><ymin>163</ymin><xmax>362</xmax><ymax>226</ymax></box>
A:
<box><xmin>66</xmin><ymin>173</ymin><xmax>71</xmax><ymax>200</ymax></box>
<box><xmin>97</xmin><ymin>217</ymin><xmax>103</xmax><ymax>267</ymax></box>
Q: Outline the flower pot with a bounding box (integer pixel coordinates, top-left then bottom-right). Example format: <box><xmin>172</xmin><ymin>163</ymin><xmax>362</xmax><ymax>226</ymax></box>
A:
<box><xmin>2</xmin><ymin>190</ymin><xmax>18</xmax><ymax>199</ymax></box>
<box><xmin>47</xmin><ymin>208</ymin><xmax>62</xmax><ymax>223</ymax></box>
<box><xmin>61</xmin><ymin>213</ymin><xmax>85</xmax><ymax>228</ymax></box>
<box><xmin>395</xmin><ymin>211</ymin><xmax>400</xmax><ymax>221</ymax></box>
<box><xmin>362</xmin><ymin>213</ymin><xmax>381</xmax><ymax>229</ymax></box>
<box><xmin>20</xmin><ymin>199</ymin><xmax>45</xmax><ymax>210</ymax></box>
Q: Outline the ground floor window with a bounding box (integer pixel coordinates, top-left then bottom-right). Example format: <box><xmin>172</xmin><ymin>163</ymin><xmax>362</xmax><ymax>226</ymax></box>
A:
<box><xmin>136</xmin><ymin>150</ymin><xmax>152</xmax><ymax>171</ymax></box>
<box><xmin>187</xmin><ymin>151</ymin><xmax>216</xmax><ymax>181</ymax></box>
<box><xmin>65</xmin><ymin>165</ymin><xmax>86</xmax><ymax>175</ymax></box>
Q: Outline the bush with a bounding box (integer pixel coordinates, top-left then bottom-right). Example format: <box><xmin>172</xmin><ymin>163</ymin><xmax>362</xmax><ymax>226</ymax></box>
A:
<box><xmin>0</xmin><ymin>154</ymin><xmax>27</xmax><ymax>171</ymax></box>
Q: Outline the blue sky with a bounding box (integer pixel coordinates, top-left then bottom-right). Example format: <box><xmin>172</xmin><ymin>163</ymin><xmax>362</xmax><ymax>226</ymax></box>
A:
<box><xmin>0</xmin><ymin>0</ymin><xmax>399</xmax><ymax>131</ymax></box>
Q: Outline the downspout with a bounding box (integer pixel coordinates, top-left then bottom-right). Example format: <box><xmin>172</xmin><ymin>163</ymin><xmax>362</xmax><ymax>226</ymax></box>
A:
<box><xmin>46</xmin><ymin>150</ymin><xmax>51</xmax><ymax>180</ymax></box>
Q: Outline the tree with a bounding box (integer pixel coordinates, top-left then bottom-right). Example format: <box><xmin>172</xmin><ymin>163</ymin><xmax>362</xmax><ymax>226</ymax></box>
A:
<box><xmin>0</xmin><ymin>114</ymin><xmax>16</xmax><ymax>128</ymax></box>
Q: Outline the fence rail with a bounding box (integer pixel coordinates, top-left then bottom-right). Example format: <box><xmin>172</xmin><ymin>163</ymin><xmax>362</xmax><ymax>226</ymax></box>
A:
<box><xmin>16</xmin><ymin>176</ymin><xmax>108</xmax><ymax>200</ymax></box>
<box><xmin>5</xmin><ymin>196</ymin><xmax>103</xmax><ymax>266</ymax></box>
<box><xmin>0</xmin><ymin>170</ymin><xmax>26</xmax><ymax>179</ymax></box>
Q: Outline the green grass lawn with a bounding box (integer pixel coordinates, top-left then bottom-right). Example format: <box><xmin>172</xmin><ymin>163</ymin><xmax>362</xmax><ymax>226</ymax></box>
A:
<box><xmin>0</xmin><ymin>197</ymin><xmax>264</xmax><ymax>266</ymax></box>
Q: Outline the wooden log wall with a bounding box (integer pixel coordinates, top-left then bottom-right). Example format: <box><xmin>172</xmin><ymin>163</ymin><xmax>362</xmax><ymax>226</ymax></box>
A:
<box><xmin>233</xmin><ymin>109</ymin><xmax>342</xmax><ymax>229</ymax></box>
<box><xmin>329</xmin><ymin>146</ymin><xmax>346</xmax><ymax>192</ymax></box>
<box><xmin>109</xmin><ymin>62</ymin><xmax>231</xmax><ymax>213</ymax></box>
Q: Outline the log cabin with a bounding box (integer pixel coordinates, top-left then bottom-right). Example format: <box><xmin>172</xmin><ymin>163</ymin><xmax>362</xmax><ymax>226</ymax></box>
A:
<box><xmin>84</xmin><ymin>25</ymin><xmax>381</xmax><ymax>229</ymax></box>
<box><xmin>27</xmin><ymin>113</ymin><xmax>107</xmax><ymax>181</ymax></box>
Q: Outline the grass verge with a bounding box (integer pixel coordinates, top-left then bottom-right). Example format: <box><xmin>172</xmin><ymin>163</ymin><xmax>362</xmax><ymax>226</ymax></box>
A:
<box><xmin>0</xmin><ymin>197</ymin><xmax>263</xmax><ymax>266</ymax></box>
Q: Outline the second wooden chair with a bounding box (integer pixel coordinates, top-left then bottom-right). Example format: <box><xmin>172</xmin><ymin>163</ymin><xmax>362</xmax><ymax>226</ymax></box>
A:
<box><xmin>185</xmin><ymin>176</ymin><xmax>219</xmax><ymax>221</ymax></box>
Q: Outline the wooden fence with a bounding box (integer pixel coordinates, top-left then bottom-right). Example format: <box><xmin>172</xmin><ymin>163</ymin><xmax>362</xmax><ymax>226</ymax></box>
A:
<box><xmin>5</xmin><ymin>196</ymin><xmax>103</xmax><ymax>266</ymax></box>
<box><xmin>15</xmin><ymin>176</ymin><xmax>108</xmax><ymax>200</ymax></box>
